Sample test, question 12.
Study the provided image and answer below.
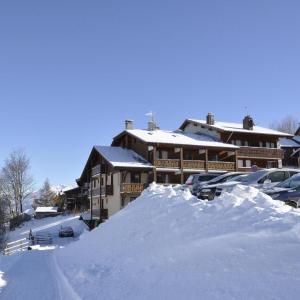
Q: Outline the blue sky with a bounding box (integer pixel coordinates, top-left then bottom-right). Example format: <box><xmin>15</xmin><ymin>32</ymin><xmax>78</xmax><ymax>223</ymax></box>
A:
<box><xmin>0</xmin><ymin>0</ymin><xmax>299</xmax><ymax>188</ymax></box>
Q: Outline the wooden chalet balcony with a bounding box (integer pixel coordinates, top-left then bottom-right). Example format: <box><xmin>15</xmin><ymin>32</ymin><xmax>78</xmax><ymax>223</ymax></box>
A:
<box><xmin>182</xmin><ymin>160</ymin><xmax>205</xmax><ymax>169</ymax></box>
<box><xmin>207</xmin><ymin>161</ymin><xmax>236</xmax><ymax>171</ymax></box>
<box><xmin>237</xmin><ymin>147</ymin><xmax>284</xmax><ymax>159</ymax></box>
<box><xmin>91</xmin><ymin>165</ymin><xmax>101</xmax><ymax>176</ymax></box>
<box><xmin>121</xmin><ymin>183</ymin><xmax>146</xmax><ymax>194</ymax></box>
<box><xmin>154</xmin><ymin>159</ymin><xmax>180</xmax><ymax>168</ymax></box>
<box><xmin>89</xmin><ymin>186</ymin><xmax>113</xmax><ymax>196</ymax></box>
<box><xmin>90</xmin><ymin>187</ymin><xmax>106</xmax><ymax>197</ymax></box>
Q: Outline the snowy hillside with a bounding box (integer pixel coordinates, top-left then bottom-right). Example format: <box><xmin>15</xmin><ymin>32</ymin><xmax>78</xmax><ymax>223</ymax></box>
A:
<box><xmin>56</xmin><ymin>184</ymin><xmax>300</xmax><ymax>300</ymax></box>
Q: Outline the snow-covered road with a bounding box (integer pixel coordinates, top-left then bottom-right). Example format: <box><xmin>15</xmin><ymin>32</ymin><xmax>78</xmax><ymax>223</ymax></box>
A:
<box><xmin>0</xmin><ymin>250</ymin><xmax>80</xmax><ymax>300</ymax></box>
<box><xmin>0</xmin><ymin>214</ymin><xmax>88</xmax><ymax>299</ymax></box>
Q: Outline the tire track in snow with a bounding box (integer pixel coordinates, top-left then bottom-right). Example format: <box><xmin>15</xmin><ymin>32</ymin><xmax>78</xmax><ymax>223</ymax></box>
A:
<box><xmin>52</xmin><ymin>254</ymin><xmax>81</xmax><ymax>300</ymax></box>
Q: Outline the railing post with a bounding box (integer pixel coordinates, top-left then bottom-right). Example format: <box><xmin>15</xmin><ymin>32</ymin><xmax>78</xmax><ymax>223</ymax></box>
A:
<box><xmin>205</xmin><ymin>149</ymin><xmax>208</xmax><ymax>172</ymax></box>
<box><xmin>235</xmin><ymin>149</ymin><xmax>238</xmax><ymax>171</ymax></box>
<box><xmin>180</xmin><ymin>148</ymin><xmax>184</xmax><ymax>184</ymax></box>
<box><xmin>153</xmin><ymin>146</ymin><xmax>157</xmax><ymax>182</ymax></box>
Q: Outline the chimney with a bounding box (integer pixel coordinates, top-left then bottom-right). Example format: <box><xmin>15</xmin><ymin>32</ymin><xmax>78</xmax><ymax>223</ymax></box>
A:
<box><xmin>206</xmin><ymin>113</ymin><xmax>215</xmax><ymax>125</ymax></box>
<box><xmin>243</xmin><ymin>115</ymin><xmax>254</xmax><ymax>130</ymax></box>
<box><xmin>148</xmin><ymin>120</ymin><xmax>156</xmax><ymax>131</ymax></box>
<box><xmin>125</xmin><ymin>119</ymin><xmax>133</xmax><ymax>130</ymax></box>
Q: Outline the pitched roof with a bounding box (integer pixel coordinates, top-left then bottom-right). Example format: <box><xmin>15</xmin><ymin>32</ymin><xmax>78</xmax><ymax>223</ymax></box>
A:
<box><xmin>294</xmin><ymin>136</ymin><xmax>300</xmax><ymax>143</ymax></box>
<box><xmin>94</xmin><ymin>146</ymin><xmax>153</xmax><ymax>169</ymax></box>
<box><xmin>278</xmin><ymin>138</ymin><xmax>300</xmax><ymax>148</ymax></box>
<box><xmin>181</xmin><ymin>119</ymin><xmax>292</xmax><ymax>137</ymax></box>
<box><xmin>124</xmin><ymin>129</ymin><xmax>239</xmax><ymax>149</ymax></box>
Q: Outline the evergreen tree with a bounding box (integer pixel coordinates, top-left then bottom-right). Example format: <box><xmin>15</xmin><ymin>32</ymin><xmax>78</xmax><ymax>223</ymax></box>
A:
<box><xmin>34</xmin><ymin>179</ymin><xmax>56</xmax><ymax>207</ymax></box>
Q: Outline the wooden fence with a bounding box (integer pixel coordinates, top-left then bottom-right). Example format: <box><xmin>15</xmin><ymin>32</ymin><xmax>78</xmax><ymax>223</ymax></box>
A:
<box><xmin>3</xmin><ymin>238</ymin><xmax>29</xmax><ymax>255</ymax></box>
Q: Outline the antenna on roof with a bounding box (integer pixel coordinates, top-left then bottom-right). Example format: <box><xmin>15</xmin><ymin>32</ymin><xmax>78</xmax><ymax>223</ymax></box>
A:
<box><xmin>145</xmin><ymin>111</ymin><xmax>155</xmax><ymax>123</ymax></box>
<box><xmin>145</xmin><ymin>111</ymin><xmax>158</xmax><ymax>131</ymax></box>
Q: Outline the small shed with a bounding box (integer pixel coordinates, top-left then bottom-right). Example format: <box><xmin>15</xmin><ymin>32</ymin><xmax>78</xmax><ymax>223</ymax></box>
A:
<box><xmin>35</xmin><ymin>207</ymin><xmax>61</xmax><ymax>219</ymax></box>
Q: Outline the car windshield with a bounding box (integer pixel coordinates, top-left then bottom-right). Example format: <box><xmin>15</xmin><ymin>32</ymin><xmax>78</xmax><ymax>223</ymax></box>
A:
<box><xmin>237</xmin><ymin>170</ymin><xmax>268</xmax><ymax>183</ymax></box>
<box><xmin>185</xmin><ymin>174</ymin><xmax>219</xmax><ymax>184</ymax></box>
<box><xmin>228</xmin><ymin>174</ymin><xmax>247</xmax><ymax>182</ymax></box>
<box><xmin>185</xmin><ymin>175</ymin><xmax>194</xmax><ymax>184</ymax></box>
<box><xmin>207</xmin><ymin>173</ymin><xmax>238</xmax><ymax>184</ymax></box>
<box><xmin>198</xmin><ymin>175</ymin><xmax>218</xmax><ymax>182</ymax></box>
<box><xmin>277</xmin><ymin>174</ymin><xmax>300</xmax><ymax>188</ymax></box>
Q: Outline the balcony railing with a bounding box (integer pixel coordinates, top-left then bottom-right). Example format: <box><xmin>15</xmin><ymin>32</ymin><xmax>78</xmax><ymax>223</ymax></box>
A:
<box><xmin>207</xmin><ymin>161</ymin><xmax>236</xmax><ymax>171</ymax></box>
<box><xmin>121</xmin><ymin>183</ymin><xmax>146</xmax><ymax>194</ymax></box>
<box><xmin>237</xmin><ymin>147</ymin><xmax>284</xmax><ymax>159</ymax></box>
<box><xmin>92</xmin><ymin>165</ymin><xmax>101</xmax><ymax>176</ymax></box>
<box><xmin>183</xmin><ymin>160</ymin><xmax>205</xmax><ymax>169</ymax></box>
<box><xmin>154</xmin><ymin>159</ymin><xmax>180</xmax><ymax>168</ymax></box>
<box><xmin>90</xmin><ymin>187</ymin><xmax>106</xmax><ymax>197</ymax></box>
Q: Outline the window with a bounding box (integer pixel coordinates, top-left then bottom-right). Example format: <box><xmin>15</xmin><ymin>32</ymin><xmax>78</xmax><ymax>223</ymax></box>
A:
<box><xmin>266</xmin><ymin>142</ymin><xmax>271</xmax><ymax>148</ymax></box>
<box><xmin>131</xmin><ymin>172</ymin><xmax>140</xmax><ymax>183</ymax></box>
<box><xmin>268</xmin><ymin>171</ymin><xmax>286</xmax><ymax>183</ymax></box>
<box><xmin>245</xmin><ymin>160</ymin><xmax>251</xmax><ymax>168</ymax></box>
<box><xmin>238</xmin><ymin>160</ymin><xmax>243</xmax><ymax>168</ymax></box>
<box><xmin>259</xmin><ymin>141</ymin><xmax>263</xmax><ymax>147</ymax></box>
<box><xmin>244</xmin><ymin>141</ymin><xmax>249</xmax><ymax>146</ymax></box>
<box><xmin>236</xmin><ymin>140</ymin><xmax>241</xmax><ymax>146</ymax></box>
<box><xmin>156</xmin><ymin>150</ymin><xmax>168</xmax><ymax>159</ymax></box>
<box><xmin>184</xmin><ymin>152</ymin><xmax>193</xmax><ymax>160</ymax></box>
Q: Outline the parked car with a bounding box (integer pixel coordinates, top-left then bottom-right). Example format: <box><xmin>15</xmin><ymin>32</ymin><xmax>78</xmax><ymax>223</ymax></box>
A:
<box><xmin>215</xmin><ymin>168</ymin><xmax>300</xmax><ymax>198</ymax></box>
<box><xmin>185</xmin><ymin>172</ymin><xmax>223</xmax><ymax>193</ymax></box>
<box><xmin>198</xmin><ymin>173</ymin><xmax>248</xmax><ymax>200</ymax></box>
<box><xmin>59</xmin><ymin>226</ymin><xmax>74</xmax><ymax>238</ymax></box>
<box><xmin>263</xmin><ymin>173</ymin><xmax>300</xmax><ymax>207</ymax></box>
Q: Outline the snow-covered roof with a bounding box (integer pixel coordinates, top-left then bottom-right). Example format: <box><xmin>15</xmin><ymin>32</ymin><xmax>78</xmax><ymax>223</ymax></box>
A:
<box><xmin>278</xmin><ymin>138</ymin><xmax>300</xmax><ymax>148</ymax></box>
<box><xmin>294</xmin><ymin>136</ymin><xmax>300</xmax><ymax>143</ymax></box>
<box><xmin>125</xmin><ymin>129</ymin><xmax>239</xmax><ymax>149</ymax></box>
<box><xmin>35</xmin><ymin>207</ymin><xmax>58</xmax><ymax>213</ymax></box>
<box><xmin>94</xmin><ymin>146</ymin><xmax>153</xmax><ymax>169</ymax></box>
<box><xmin>183</xmin><ymin>119</ymin><xmax>292</xmax><ymax>137</ymax></box>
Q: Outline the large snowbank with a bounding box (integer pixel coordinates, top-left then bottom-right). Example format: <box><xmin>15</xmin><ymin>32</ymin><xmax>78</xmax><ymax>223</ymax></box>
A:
<box><xmin>56</xmin><ymin>184</ymin><xmax>300</xmax><ymax>300</ymax></box>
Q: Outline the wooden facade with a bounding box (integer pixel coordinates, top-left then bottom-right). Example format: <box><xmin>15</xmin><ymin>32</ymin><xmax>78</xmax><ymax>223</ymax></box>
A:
<box><xmin>179</xmin><ymin>115</ymin><xmax>292</xmax><ymax>172</ymax></box>
<box><xmin>75</xmin><ymin>115</ymin><xmax>294</xmax><ymax>225</ymax></box>
<box><xmin>112</xmin><ymin>131</ymin><xmax>238</xmax><ymax>185</ymax></box>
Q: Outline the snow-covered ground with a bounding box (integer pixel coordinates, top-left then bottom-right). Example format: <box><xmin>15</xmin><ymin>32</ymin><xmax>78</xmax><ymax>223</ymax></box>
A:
<box><xmin>56</xmin><ymin>184</ymin><xmax>300</xmax><ymax>300</ymax></box>
<box><xmin>1</xmin><ymin>184</ymin><xmax>300</xmax><ymax>299</ymax></box>
<box><xmin>0</xmin><ymin>214</ymin><xmax>88</xmax><ymax>299</ymax></box>
<box><xmin>8</xmin><ymin>214</ymin><xmax>88</xmax><ymax>246</ymax></box>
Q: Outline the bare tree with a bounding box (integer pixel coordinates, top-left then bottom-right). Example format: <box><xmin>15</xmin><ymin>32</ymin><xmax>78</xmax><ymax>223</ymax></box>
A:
<box><xmin>0</xmin><ymin>178</ymin><xmax>9</xmax><ymax>250</ymax></box>
<box><xmin>2</xmin><ymin>149</ymin><xmax>34</xmax><ymax>214</ymax></box>
<box><xmin>270</xmin><ymin>115</ymin><xmax>300</xmax><ymax>134</ymax></box>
